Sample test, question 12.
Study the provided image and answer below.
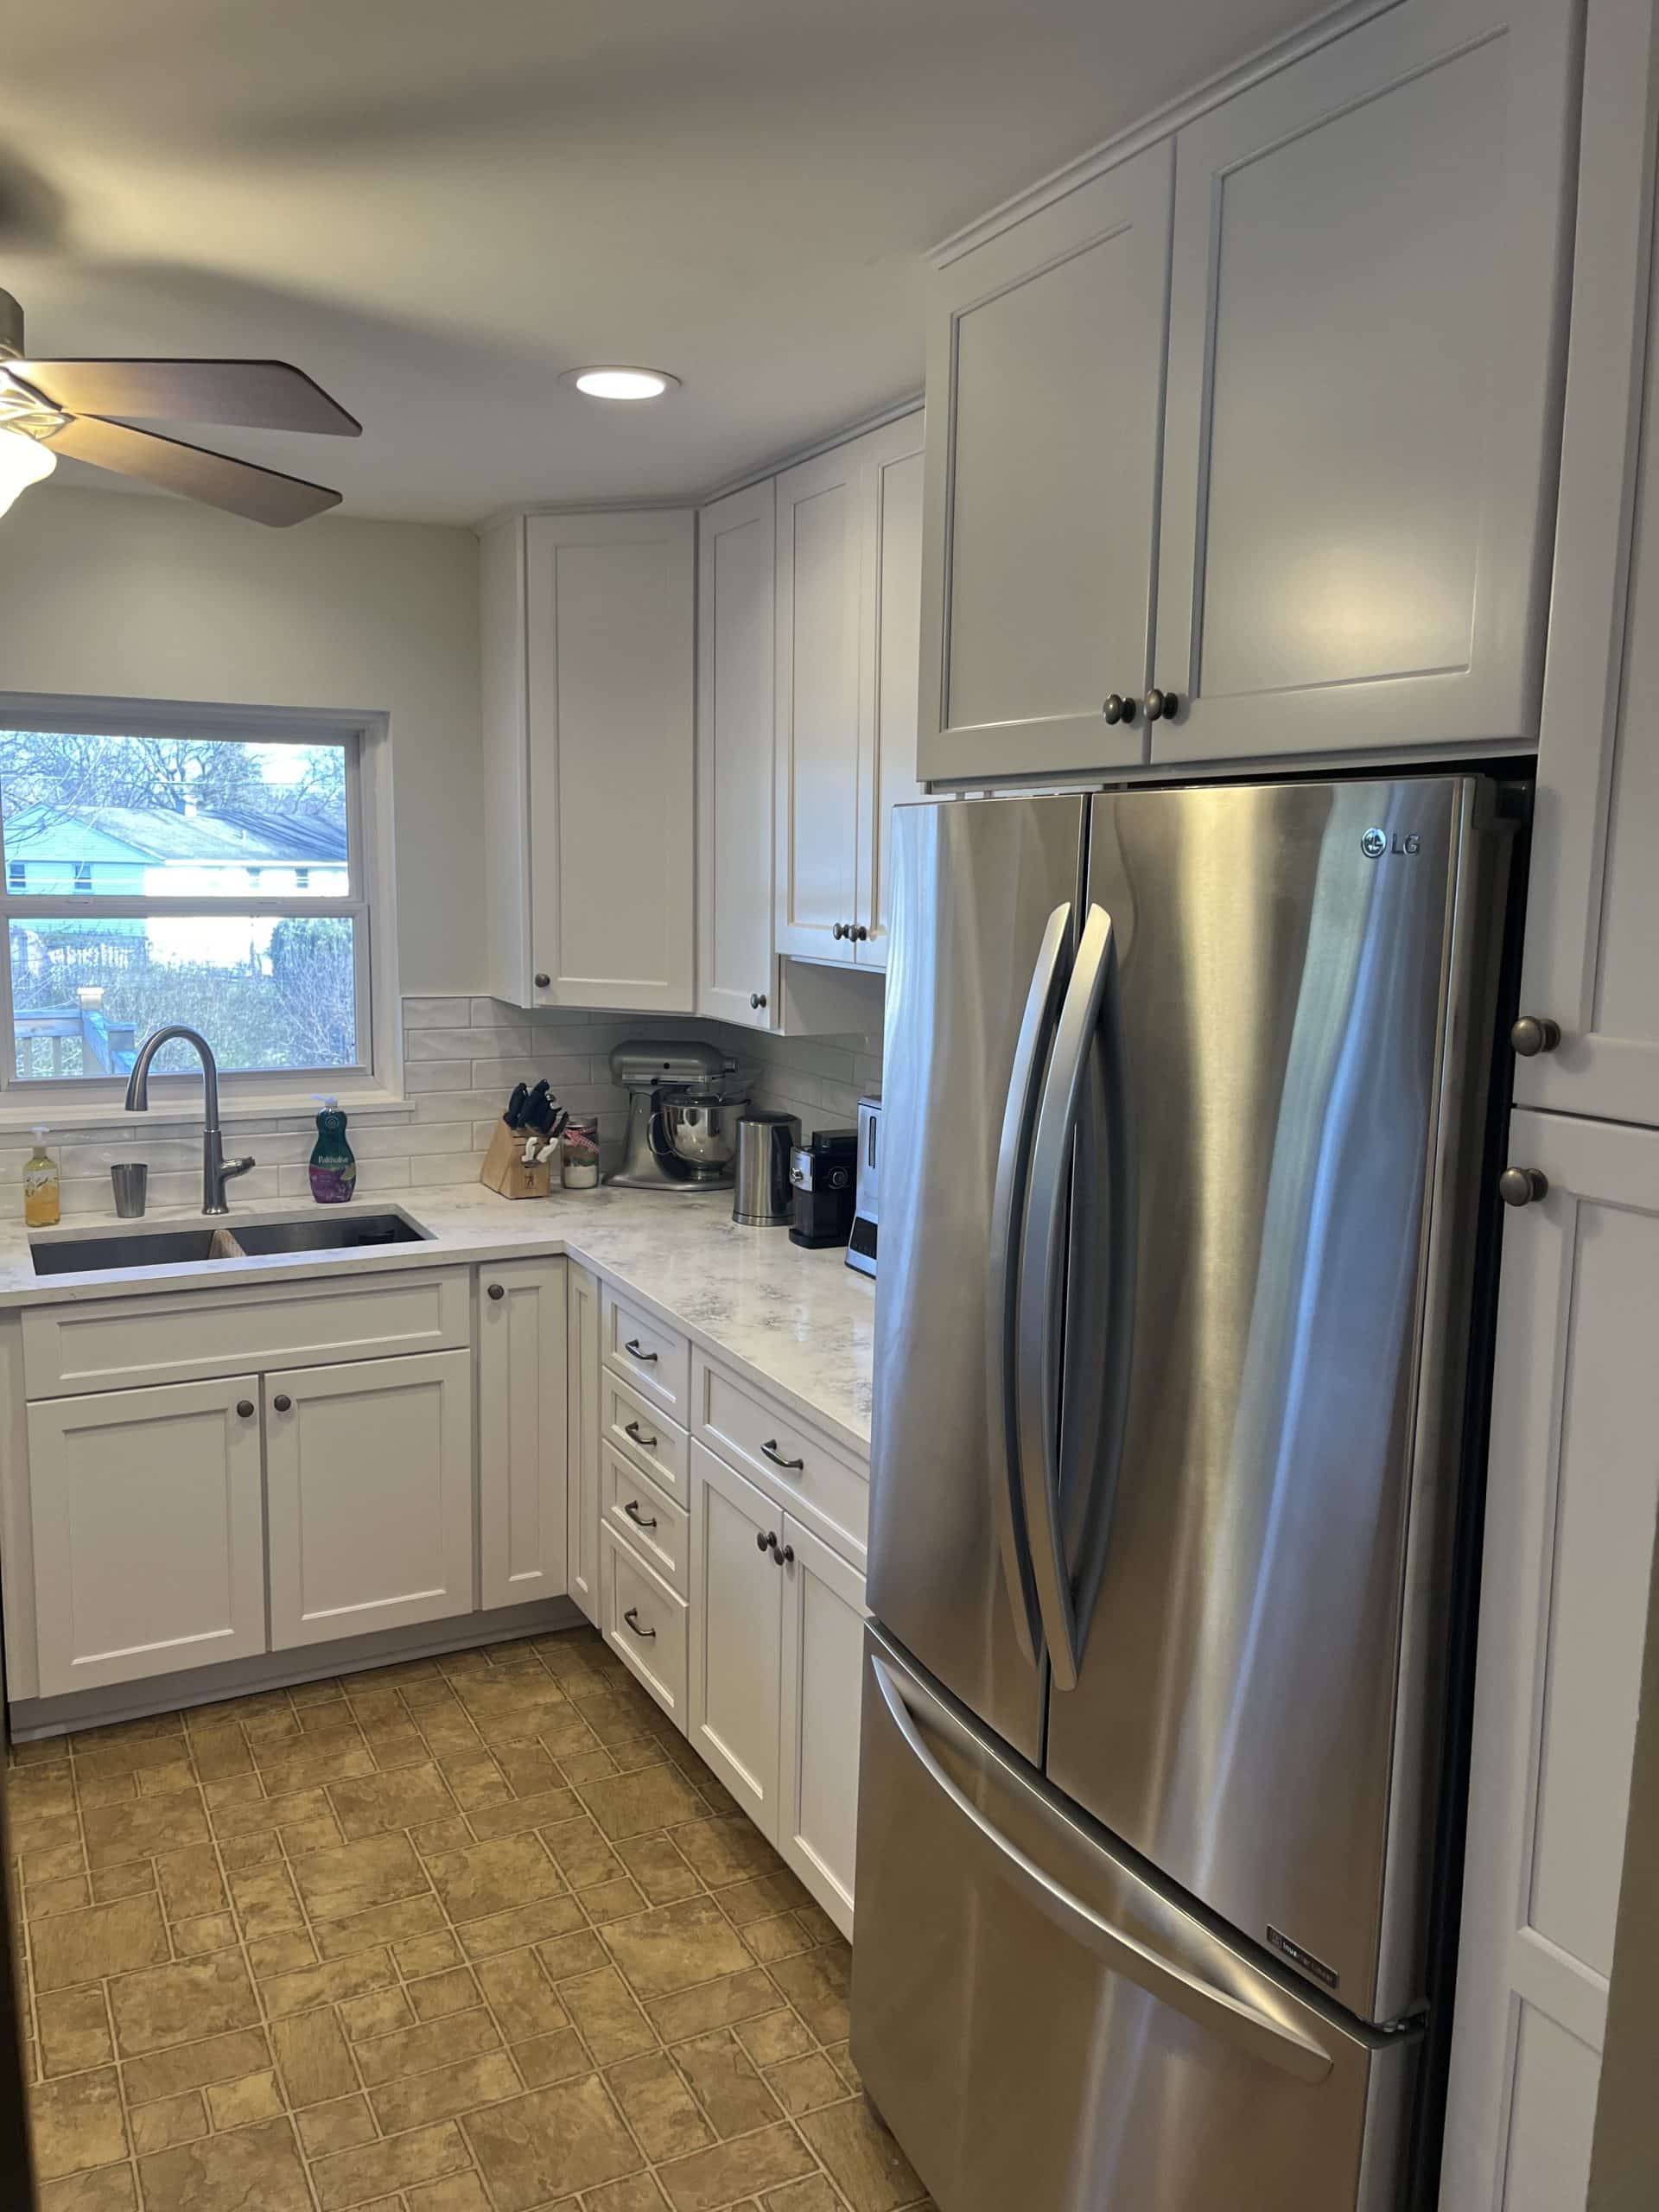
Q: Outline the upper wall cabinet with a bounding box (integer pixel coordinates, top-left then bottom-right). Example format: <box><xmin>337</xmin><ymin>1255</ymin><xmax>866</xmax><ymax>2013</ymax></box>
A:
<box><xmin>480</xmin><ymin>508</ymin><xmax>696</xmax><ymax>1012</ymax></box>
<box><xmin>918</xmin><ymin>0</ymin><xmax>1581</xmax><ymax>782</ymax></box>
<box><xmin>697</xmin><ymin>480</ymin><xmax>779</xmax><ymax>1030</ymax></box>
<box><xmin>1153</xmin><ymin>0</ymin><xmax>1580</xmax><ymax>766</ymax></box>
<box><xmin>776</xmin><ymin>412</ymin><xmax>924</xmax><ymax>968</ymax></box>
<box><xmin>918</xmin><ymin>143</ymin><xmax>1172</xmax><ymax>784</ymax></box>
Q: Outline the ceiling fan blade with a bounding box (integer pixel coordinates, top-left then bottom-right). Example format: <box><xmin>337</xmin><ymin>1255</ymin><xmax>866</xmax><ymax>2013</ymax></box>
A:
<box><xmin>10</xmin><ymin>359</ymin><xmax>359</xmax><ymax>435</ymax></box>
<box><xmin>44</xmin><ymin>416</ymin><xmax>342</xmax><ymax>526</ymax></box>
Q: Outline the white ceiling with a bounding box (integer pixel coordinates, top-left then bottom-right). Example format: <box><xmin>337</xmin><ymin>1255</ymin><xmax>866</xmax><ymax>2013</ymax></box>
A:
<box><xmin>1</xmin><ymin>0</ymin><xmax>1316</xmax><ymax>525</ymax></box>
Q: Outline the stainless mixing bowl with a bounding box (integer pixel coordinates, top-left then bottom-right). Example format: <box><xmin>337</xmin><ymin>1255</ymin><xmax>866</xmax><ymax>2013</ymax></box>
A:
<box><xmin>660</xmin><ymin>1091</ymin><xmax>750</xmax><ymax>1179</ymax></box>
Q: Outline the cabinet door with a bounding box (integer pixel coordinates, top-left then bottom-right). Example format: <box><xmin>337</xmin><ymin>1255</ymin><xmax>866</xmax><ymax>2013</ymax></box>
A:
<box><xmin>775</xmin><ymin>442</ymin><xmax>861</xmax><ymax>963</ymax></box>
<box><xmin>28</xmin><ymin>1376</ymin><xmax>265</xmax><ymax>1697</ymax></box>
<box><xmin>688</xmin><ymin>1442</ymin><xmax>784</xmax><ymax>1836</ymax></box>
<box><xmin>1516</xmin><ymin>0</ymin><xmax>1659</xmax><ymax>1132</ymax></box>
<box><xmin>479</xmin><ymin>1258</ymin><xmax>568</xmax><ymax>1611</ymax></box>
<box><xmin>779</xmin><ymin>1516</ymin><xmax>867</xmax><ymax>1939</ymax></box>
<box><xmin>524</xmin><ymin>509</ymin><xmax>696</xmax><ymax>1012</ymax></box>
<box><xmin>855</xmin><ymin>414</ymin><xmax>925</xmax><ymax>970</ymax></box>
<box><xmin>697</xmin><ymin>479</ymin><xmax>779</xmax><ymax>1029</ymax></box>
<box><xmin>266</xmin><ymin>1350</ymin><xmax>474</xmax><ymax>1650</ymax></box>
<box><xmin>1442</xmin><ymin>1113</ymin><xmax>1659</xmax><ymax>2212</ymax></box>
<box><xmin>1154</xmin><ymin>0</ymin><xmax>1579</xmax><ymax>765</ymax></box>
<box><xmin>917</xmin><ymin>143</ymin><xmax>1170</xmax><ymax>784</ymax></box>
<box><xmin>566</xmin><ymin>1262</ymin><xmax>602</xmax><ymax>1625</ymax></box>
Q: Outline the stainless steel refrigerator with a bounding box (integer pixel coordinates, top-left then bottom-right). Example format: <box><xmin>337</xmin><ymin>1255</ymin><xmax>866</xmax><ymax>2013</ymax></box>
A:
<box><xmin>851</xmin><ymin>779</ymin><xmax>1516</xmax><ymax>2212</ymax></box>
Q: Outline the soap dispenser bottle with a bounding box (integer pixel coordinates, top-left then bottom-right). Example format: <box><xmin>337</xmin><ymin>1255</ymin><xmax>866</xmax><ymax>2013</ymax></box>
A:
<box><xmin>308</xmin><ymin>1097</ymin><xmax>357</xmax><ymax>1205</ymax></box>
<box><xmin>23</xmin><ymin>1128</ymin><xmax>60</xmax><ymax>1228</ymax></box>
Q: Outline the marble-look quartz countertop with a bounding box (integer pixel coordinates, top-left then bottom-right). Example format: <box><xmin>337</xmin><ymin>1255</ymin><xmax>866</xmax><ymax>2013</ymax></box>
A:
<box><xmin>0</xmin><ymin>1183</ymin><xmax>876</xmax><ymax>1452</ymax></box>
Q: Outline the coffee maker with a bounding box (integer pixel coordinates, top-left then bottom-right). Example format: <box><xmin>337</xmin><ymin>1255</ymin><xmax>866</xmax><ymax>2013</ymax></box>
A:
<box><xmin>788</xmin><ymin>1127</ymin><xmax>859</xmax><ymax>1248</ymax></box>
<box><xmin>609</xmin><ymin>1041</ymin><xmax>750</xmax><ymax>1191</ymax></box>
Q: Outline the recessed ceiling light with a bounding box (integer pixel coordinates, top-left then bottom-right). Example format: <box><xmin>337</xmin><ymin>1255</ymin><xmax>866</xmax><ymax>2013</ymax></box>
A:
<box><xmin>563</xmin><ymin>366</ymin><xmax>680</xmax><ymax>401</ymax></box>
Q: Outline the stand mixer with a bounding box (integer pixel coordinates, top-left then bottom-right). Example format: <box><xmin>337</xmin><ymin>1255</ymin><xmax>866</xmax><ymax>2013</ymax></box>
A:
<box><xmin>608</xmin><ymin>1041</ymin><xmax>751</xmax><ymax>1191</ymax></box>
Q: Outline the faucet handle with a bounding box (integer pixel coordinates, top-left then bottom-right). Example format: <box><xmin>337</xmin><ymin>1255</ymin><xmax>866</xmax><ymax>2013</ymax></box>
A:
<box><xmin>224</xmin><ymin>1156</ymin><xmax>256</xmax><ymax>1182</ymax></box>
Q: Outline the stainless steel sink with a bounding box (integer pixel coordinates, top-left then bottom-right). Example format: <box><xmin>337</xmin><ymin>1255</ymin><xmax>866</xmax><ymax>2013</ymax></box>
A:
<box><xmin>29</xmin><ymin>1209</ymin><xmax>431</xmax><ymax>1277</ymax></box>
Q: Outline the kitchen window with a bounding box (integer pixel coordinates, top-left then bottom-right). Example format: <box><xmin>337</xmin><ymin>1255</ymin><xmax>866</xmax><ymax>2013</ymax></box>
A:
<box><xmin>0</xmin><ymin>715</ymin><xmax>378</xmax><ymax>1098</ymax></box>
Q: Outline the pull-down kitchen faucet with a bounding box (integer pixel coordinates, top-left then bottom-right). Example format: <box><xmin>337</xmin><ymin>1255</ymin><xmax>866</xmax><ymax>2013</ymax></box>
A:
<box><xmin>124</xmin><ymin>1025</ymin><xmax>256</xmax><ymax>1216</ymax></box>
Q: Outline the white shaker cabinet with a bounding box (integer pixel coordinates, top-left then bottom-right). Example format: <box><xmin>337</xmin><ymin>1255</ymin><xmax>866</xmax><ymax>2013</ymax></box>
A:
<box><xmin>265</xmin><ymin>1350</ymin><xmax>474</xmax><ymax>1650</ymax></box>
<box><xmin>1443</xmin><ymin>1113</ymin><xmax>1659</xmax><ymax>2212</ymax></box>
<box><xmin>1152</xmin><ymin>0</ymin><xmax>1579</xmax><ymax>766</ymax></box>
<box><xmin>480</xmin><ymin>507</ymin><xmax>696</xmax><ymax>1013</ymax></box>
<box><xmin>478</xmin><ymin>1258</ymin><xmax>568</xmax><ymax>1611</ymax></box>
<box><xmin>779</xmin><ymin>1514</ymin><xmax>867</xmax><ymax>1939</ymax></box>
<box><xmin>1513</xmin><ymin>0</ymin><xmax>1659</xmax><ymax>1133</ymax></box>
<box><xmin>27</xmin><ymin>1376</ymin><xmax>267</xmax><ymax>1699</ymax></box>
<box><xmin>697</xmin><ymin>479</ymin><xmax>779</xmax><ymax>1030</ymax></box>
<box><xmin>917</xmin><ymin>141</ymin><xmax>1171</xmax><ymax>784</ymax></box>
<box><xmin>566</xmin><ymin>1261</ymin><xmax>602</xmax><ymax>1626</ymax></box>
<box><xmin>775</xmin><ymin>442</ymin><xmax>864</xmax><ymax>964</ymax></box>
<box><xmin>689</xmin><ymin>1440</ymin><xmax>785</xmax><ymax>1832</ymax></box>
<box><xmin>775</xmin><ymin>412</ymin><xmax>924</xmax><ymax>969</ymax></box>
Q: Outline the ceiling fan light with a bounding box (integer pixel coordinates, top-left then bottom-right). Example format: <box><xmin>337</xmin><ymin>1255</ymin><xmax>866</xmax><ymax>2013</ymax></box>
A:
<box><xmin>562</xmin><ymin>366</ymin><xmax>679</xmax><ymax>401</ymax></box>
<box><xmin>0</xmin><ymin>423</ymin><xmax>56</xmax><ymax>518</ymax></box>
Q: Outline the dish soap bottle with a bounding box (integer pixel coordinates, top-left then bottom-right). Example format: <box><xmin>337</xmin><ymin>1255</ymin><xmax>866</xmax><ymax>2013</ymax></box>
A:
<box><xmin>23</xmin><ymin>1128</ymin><xmax>60</xmax><ymax>1228</ymax></box>
<box><xmin>308</xmin><ymin>1097</ymin><xmax>357</xmax><ymax>1205</ymax></box>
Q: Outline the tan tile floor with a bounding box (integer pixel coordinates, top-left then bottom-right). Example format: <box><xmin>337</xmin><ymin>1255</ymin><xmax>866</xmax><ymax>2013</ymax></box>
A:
<box><xmin>9</xmin><ymin>1625</ymin><xmax>936</xmax><ymax>2212</ymax></box>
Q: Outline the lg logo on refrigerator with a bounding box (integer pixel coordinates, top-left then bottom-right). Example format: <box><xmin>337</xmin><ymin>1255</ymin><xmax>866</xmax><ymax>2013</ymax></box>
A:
<box><xmin>1361</xmin><ymin>827</ymin><xmax>1421</xmax><ymax>859</ymax></box>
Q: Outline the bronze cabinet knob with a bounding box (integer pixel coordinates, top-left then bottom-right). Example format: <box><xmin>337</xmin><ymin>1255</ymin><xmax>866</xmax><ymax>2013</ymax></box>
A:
<box><xmin>1510</xmin><ymin>1016</ymin><xmax>1561</xmax><ymax>1057</ymax></box>
<box><xmin>1498</xmin><ymin>1166</ymin><xmax>1548</xmax><ymax>1208</ymax></box>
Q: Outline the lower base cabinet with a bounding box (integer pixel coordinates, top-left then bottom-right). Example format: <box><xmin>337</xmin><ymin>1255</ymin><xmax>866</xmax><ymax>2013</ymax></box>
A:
<box><xmin>601</xmin><ymin>1523</ymin><xmax>690</xmax><ymax>1726</ymax></box>
<box><xmin>478</xmin><ymin>1258</ymin><xmax>569</xmax><ymax>1611</ymax></box>
<box><xmin>688</xmin><ymin>1439</ymin><xmax>867</xmax><ymax>1936</ymax></box>
<box><xmin>566</xmin><ymin>1262</ymin><xmax>603</xmax><ymax>1625</ymax></box>
<box><xmin>266</xmin><ymin>1349</ymin><xmax>474</xmax><ymax>1649</ymax></box>
<box><xmin>27</xmin><ymin>1375</ymin><xmax>267</xmax><ymax>1699</ymax></box>
<box><xmin>779</xmin><ymin>1516</ymin><xmax>867</xmax><ymax>1934</ymax></box>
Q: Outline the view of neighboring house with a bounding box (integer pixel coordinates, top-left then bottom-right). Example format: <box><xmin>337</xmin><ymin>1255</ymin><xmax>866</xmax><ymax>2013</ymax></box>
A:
<box><xmin>3</xmin><ymin>802</ymin><xmax>348</xmax><ymax>899</ymax></box>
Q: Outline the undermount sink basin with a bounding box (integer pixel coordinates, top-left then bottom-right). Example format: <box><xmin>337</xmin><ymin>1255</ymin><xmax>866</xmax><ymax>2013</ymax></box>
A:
<box><xmin>29</xmin><ymin>1209</ymin><xmax>431</xmax><ymax>1277</ymax></box>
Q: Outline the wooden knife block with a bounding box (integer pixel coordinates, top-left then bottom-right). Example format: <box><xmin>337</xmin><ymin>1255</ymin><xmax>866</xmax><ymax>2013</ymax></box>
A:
<box><xmin>480</xmin><ymin>1122</ymin><xmax>550</xmax><ymax>1199</ymax></box>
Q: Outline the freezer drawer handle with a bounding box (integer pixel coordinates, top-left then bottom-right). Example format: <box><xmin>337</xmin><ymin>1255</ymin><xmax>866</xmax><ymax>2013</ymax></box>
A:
<box><xmin>986</xmin><ymin>900</ymin><xmax>1073</xmax><ymax>1668</ymax></box>
<box><xmin>870</xmin><ymin>1656</ymin><xmax>1334</xmax><ymax>2087</ymax></box>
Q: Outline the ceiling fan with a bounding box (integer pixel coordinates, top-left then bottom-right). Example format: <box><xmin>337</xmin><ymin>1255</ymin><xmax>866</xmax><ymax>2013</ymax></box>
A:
<box><xmin>0</xmin><ymin>286</ymin><xmax>359</xmax><ymax>526</ymax></box>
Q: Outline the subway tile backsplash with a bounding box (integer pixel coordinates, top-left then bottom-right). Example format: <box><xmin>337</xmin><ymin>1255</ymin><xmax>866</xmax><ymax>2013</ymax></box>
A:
<box><xmin>1</xmin><ymin>994</ymin><xmax>883</xmax><ymax>1217</ymax></box>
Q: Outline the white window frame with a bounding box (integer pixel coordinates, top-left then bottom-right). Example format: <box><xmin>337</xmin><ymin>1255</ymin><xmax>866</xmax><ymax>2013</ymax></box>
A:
<box><xmin>0</xmin><ymin>696</ymin><xmax>402</xmax><ymax>1124</ymax></box>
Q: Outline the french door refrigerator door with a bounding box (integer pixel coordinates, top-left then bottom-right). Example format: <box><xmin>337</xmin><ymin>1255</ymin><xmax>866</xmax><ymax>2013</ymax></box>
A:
<box><xmin>852</xmin><ymin>1627</ymin><xmax>1417</xmax><ymax>2212</ymax></box>
<box><xmin>867</xmin><ymin>793</ymin><xmax>1086</xmax><ymax>1763</ymax></box>
<box><xmin>1045</xmin><ymin>777</ymin><xmax>1508</xmax><ymax>2026</ymax></box>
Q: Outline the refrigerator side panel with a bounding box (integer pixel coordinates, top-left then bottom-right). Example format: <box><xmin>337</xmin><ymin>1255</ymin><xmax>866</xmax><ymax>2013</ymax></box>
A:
<box><xmin>1049</xmin><ymin>777</ymin><xmax>1503</xmax><ymax>2024</ymax></box>
<box><xmin>867</xmin><ymin>795</ymin><xmax>1084</xmax><ymax>1762</ymax></box>
<box><xmin>851</xmin><ymin>1627</ymin><xmax>1416</xmax><ymax>2212</ymax></box>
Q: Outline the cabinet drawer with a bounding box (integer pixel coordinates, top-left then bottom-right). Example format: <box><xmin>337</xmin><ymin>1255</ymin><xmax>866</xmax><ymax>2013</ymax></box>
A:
<box><xmin>22</xmin><ymin>1268</ymin><xmax>472</xmax><ymax>1400</ymax></box>
<box><xmin>601</xmin><ymin>1284</ymin><xmax>691</xmax><ymax>1419</ymax></box>
<box><xmin>602</xmin><ymin>1446</ymin><xmax>688</xmax><ymax>1596</ymax></box>
<box><xmin>603</xmin><ymin>1369</ymin><xmax>688</xmax><ymax>1499</ymax></box>
<box><xmin>601</xmin><ymin>1525</ymin><xmax>688</xmax><ymax>1727</ymax></box>
<box><xmin>693</xmin><ymin>1354</ymin><xmax>868</xmax><ymax>1560</ymax></box>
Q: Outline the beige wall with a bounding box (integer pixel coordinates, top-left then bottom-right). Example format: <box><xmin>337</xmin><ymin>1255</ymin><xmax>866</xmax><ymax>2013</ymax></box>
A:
<box><xmin>0</xmin><ymin>485</ymin><xmax>483</xmax><ymax>993</ymax></box>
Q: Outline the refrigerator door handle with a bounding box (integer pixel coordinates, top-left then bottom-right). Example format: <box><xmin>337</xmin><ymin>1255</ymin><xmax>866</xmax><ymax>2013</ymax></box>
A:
<box><xmin>1017</xmin><ymin>902</ymin><xmax>1114</xmax><ymax>1691</ymax></box>
<box><xmin>985</xmin><ymin>900</ymin><xmax>1072</xmax><ymax>1666</ymax></box>
<box><xmin>869</xmin><ymin>1654</ymin><xmax>1335</xmax><ymax>2087</ymax></box>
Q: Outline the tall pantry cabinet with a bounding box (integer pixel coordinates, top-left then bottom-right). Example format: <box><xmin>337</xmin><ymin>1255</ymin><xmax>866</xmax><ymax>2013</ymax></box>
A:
<box><xmin>1443</xmin><ymin>5</ymin><xmax>1659</xmax><ymax>2207</ymax></box>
